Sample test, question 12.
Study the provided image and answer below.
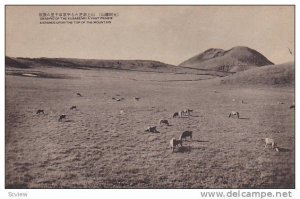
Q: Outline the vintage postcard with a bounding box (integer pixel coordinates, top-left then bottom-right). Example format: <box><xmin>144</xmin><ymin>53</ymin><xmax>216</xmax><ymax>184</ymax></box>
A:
<box><xmin>5</xmin><ymin>5</ymin><xmax>295</xmax><ymax>189</ymax></box>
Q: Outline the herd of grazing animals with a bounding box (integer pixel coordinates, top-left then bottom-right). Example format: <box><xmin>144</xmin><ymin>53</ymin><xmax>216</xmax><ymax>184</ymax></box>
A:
<box><xmin>35</xmin><ymin>91</ymin><xmax>293</xmax><ymax>153</ymax></box>
<box><xmin>36</xmin><ymin>92</ymin><xmax>82</xmax><ymax>122</ymax></box>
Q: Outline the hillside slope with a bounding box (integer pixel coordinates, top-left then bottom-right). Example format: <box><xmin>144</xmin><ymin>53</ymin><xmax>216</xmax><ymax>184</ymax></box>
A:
<box><xmin>5</xmin><ymin>56</ymin><xmax>232</xmax><ymax>77</ymax></box>
<box><xmin>220</xmin><ymin>62</ymin><xmax>294</xmax><ymax>87</ymax></box>
<box><xmin>179</xmin><ymin>46</ymin><xmax>274</xmax><ymax>72</ymax></box>
<box><xmin>5</xmin><ymin>57</ymin><xmax>174</xmax><ymax>71</ymax></box>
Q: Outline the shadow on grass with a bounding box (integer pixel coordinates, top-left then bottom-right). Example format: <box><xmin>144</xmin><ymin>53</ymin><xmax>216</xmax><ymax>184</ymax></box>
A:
<box><xmin>192</xmin><ymin>140</ymin><xmax>209</xmax><ymax>143</ymax></box>
<box><xmin>239</xmin><ymin>117</ymin><xmax>250</xmax><ymax>120</ymax></box>
<box><xmin>190</xmin><ymin>115</ymin><xmax>201</xmax><ymax>118</ymax></box>
<box><xmin>181</xmin><ymin>139</ymin><xmax>208</xmax><ymax>143</ymax></box>
<box><xmin>189</xmin><ymin>145</ymin><xmax>207</xmax><ymax>151</ymax></box>
<box><xmin>63</xmin><ymin>120</ymin><xmax>75</xmax><ymax>123</ymax></box>
<box><xmin>144</xmin><ymin>131</ymin><xmax>160</xmax><ymax>134</ymax></box>
<box><xmin>277</xmin><ymin>147</ymin><xmax>291</xmax><ymax>152</ymax></box>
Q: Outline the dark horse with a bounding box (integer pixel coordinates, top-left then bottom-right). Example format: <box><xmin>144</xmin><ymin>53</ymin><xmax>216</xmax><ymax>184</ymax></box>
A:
<box><xmin>36</xmin><ymin>109</ymin><xmax>45</xmax><ymax>114</ymax></box>
<box><xmin>70</xmin><ymin>106</ymin><xmax>77</xmax><ymax>110</ymax></box>
<box><xmin>179</xmin><ymin>131</ymin><xmax>193</xmax><ymax>141</ymax></box>
<box><xmin>58</xmin><ymin>114</ymin><xmax>67</xmax><ymax>122</ymax></box>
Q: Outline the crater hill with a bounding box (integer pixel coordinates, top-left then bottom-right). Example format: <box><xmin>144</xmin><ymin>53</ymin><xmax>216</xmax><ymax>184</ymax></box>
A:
<box><xmin>179</xmin><ymin>46</ymin><xmax>274</xmax><ymax>72</ymax></box>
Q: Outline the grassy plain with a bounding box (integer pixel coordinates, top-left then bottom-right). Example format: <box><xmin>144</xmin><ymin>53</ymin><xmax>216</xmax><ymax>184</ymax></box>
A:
<box><xmin>5</xmin><ymin>67</ymin><xmax>294</xmax><ymax>188</ymax></box>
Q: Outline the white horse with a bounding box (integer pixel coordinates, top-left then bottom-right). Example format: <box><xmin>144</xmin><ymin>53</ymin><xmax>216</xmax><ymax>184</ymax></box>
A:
<box><xmin>170</xmin><ymin>138</ymin><xmax>182</xmax><ymax>152</ymax></box>
<box><xmin>228</xmin><ymin>111</ymin><xmax>239</xmax><ymax>119</ymax></box>
<box><xmin>182</xmin><ymin>109</ymin><xmax>193</xmax><ymax>117</ymax></box>
<box><xmin>265</xmin><ymin>138</ymin><xmax>278</xmax><ymax>151</ymax></box>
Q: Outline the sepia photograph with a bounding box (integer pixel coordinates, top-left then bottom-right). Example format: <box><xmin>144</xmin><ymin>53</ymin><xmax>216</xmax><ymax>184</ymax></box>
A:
<box><xmin>5</xmin><ymin>5</ymin><xmax>295</xmax><ymax>189</ymax></box>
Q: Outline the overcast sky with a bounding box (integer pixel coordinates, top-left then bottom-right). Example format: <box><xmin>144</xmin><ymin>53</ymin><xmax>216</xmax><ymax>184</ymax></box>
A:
<box><xmin>6</xmin><ymin>6</ymin><xmax>294</xmax><ymax>65</ymax></box>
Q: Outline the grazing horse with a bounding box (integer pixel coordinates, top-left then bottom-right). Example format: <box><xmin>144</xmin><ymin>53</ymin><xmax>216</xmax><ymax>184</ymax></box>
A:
<box><xmin>145</xmin><ymin>126</ymin><xmax>158</xmax><ymax>133</ymax></box>
<box><xmin>173</xmin><ymin>112</ymin><xmax>179</xmax><ymax>118</ymax></box>
<box><xmin>77</xmin><ymin>93</ymin><xmax>82</xmax><ymax>97</ymax></box>
<box><xmin>36</xmin><ymin>109</ymin><xmax>45</xmax><ymax>114</ymax></box>
<box><xmin>178</xmin><ymin>111</ymin><xmax>186</xmax><ymax>118</ymax></box>
<box><xmin>112</xmin><ymin>97</ymin><xmax>124</xmax><ymax>101</ymax></box>
<box><xmin>179</xmin><ymin>131</ymin><xmax>193</xmax><ymax>141</ymax></box>
<box><xmin>170</xmin><ymin>138</ymin><xmax>182</xmax><ymax>152</ymax></box>
<box><xmin>159</xmin><ymin>119</ymin><xmax>169</xmax><ymax>126</ymax></box>
<box><xmin>182</xmin><ymin>109</ymin><xmax>193</xmax><ymax>117</ymax></box>
<box><xmin>58</xmin><ymin>114</ymin><xmax>67</xmax><ymax>122</ymax></box>
<box><xmin>290</xmin><ymin>103</ymin><xmax>295</xmax><ymax>109</ymax></box>
<box><xmin>70</xmin><ymin>106</ymin><xmax>77</xmax><ymax>110</ymax></box>
<box><xmin>173</xmin><ymin>111</ymin><xmax>184</xmax><ymax>118</ymax></box>
<box><xmin>264</xmin><ymin>138</ymin><xmax>279</xmax><ymax>151</ymax></box>
<box><xmin>228</xmin><ymin>111</ymin><xmax>239</xmax><ymax>119</ymax></box>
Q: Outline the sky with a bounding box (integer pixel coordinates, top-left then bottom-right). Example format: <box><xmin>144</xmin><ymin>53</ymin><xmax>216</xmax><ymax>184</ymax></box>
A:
<box><xmin>6</xmin><ymin>6</ymin><xmax>294</xmax><ymax>65</ymax></box>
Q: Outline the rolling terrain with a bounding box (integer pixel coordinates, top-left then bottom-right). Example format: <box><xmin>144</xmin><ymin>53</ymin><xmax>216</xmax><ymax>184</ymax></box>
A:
<box><xmin>5</xmin><ymin>56</ymin><xmax>228</xmax><ymax>77</ymax></box>
<box><xmin>5</xmin><ymin>50</ymin><xmax>295</xmax><ymax>188</ymax></box>
<box><xmin>179</xmin><ymin>46</ymin><xmax>274</xmax><ymax>72</ymax></box>
<box><xmin>220</xmin><ymin>62</ymin><xmax>294</xmax><ymax>87</ymax></box>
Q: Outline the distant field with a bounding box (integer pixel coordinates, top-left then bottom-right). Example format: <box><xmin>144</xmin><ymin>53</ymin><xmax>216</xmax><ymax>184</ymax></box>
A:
<box><xmin>5</xmin><ymin>67</ymin><xmax>295</xmax><ymax>188</ymax></box>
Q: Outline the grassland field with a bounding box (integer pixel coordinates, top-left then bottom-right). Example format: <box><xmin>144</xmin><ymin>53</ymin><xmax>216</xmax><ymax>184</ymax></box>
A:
<box><xmin>5</xmin><ymin>67</ymin><xmax>295</xmax><ymax>188</ymax></box>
